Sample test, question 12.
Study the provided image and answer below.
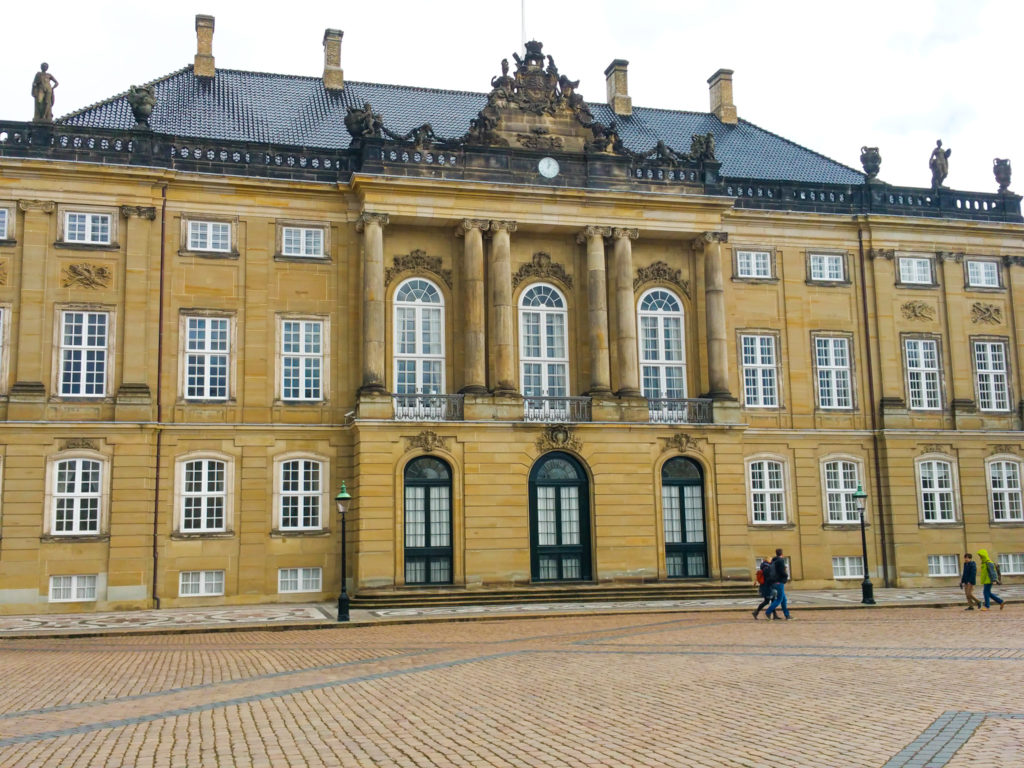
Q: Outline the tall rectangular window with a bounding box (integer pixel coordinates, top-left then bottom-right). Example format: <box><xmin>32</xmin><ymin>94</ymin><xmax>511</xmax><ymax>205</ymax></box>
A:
<box><xmin>187</xmin><ymin>221</ymin><xmax>231</xmax><ymax>252</ymax></box>
<box><xmin>741</xmin><ymin>335</ymin><xmax>778</xmax><ymax>407</ymax></box>
<box><xmin>974</xmin><ymin>341</ymin><xmax>1010</xmax><ymax>411</ymax></box>
<box><xmin>0</xmin><ymin>209</ymin><xmax>7</xmax><ymax>239</ymax></box>
<box><xmin>278</xmin><ymin>567</ymin><xmax>322</xmax><ymax>593</ymax></box>
<box><xmin>185</xmin><ymin>316</ymin><xmax>230</xmax><ymax>400</ymax></box>
<box><xmin>919</xmin><ymin>460</ymin><xmax>955</xmax><ymax>522</ymax></box>
<box><xmin>832</xmin><ymin>556</ymin><xmax>864</xmax><ymax>579</ymax></box>
<box><xmin>179</xmin><ymin>570</ymin><xmax>225</xmax><ymax>596</ymax></box>
<box><xmin>749</xmin><ymin>459</ymin><xmax>786</xmax><ymax>524</ymax></box>
<box><xmin>182</xmin><ymin>459</ymin><xmax>226</xmax><ymax>532</ymax></box>
<box><xmin>815</xmin><ymin>337</ymin><xmax>852</xmax><ymax>409</ymax></box>
<box><xmin>60</xmin><ymin>311</ymin><xmax>108</xmax><ymax>397</ymax></box>
<box><xmin>282</xmin><ymin>226</ymin><xmax>324</xmax><ymax>257</ymax></box>
<box><xmin>966</xmin><ymin>260</ymin><xmax>999</xmax><ymax>288</ymax></box>
<box><xmin>809</xmin><ymin>253</ymin><xmax>844</xmax><ymax>282</ymax></box>
<box><xmin>279</xmin><ymin>459</ymin><xmax>322</xmax><ymax>530</ymax></box>
<box><xmin>52</xmin><ymin>458</ymin><xmax>102</xmax><ymax>535</ymax></box>
<box><xmin>905</xmin><ymin>338</ymin><xmax>941</xmax><ymax>409</ymax></box>
<box><xmin>989</xmin><ymin>460</ymin><xmax>1023</xmax><ymax>522</ymax></box>
<box><xmin>64</xmin><ymin>212</ymin><xmax>111</xmax><ymax>245</ymax></box>
<box><xmin>49</xmin><ymin>574</ymin><xmax>97</xmax><ymax>602</ymax></box>
<box><xmin>824</xmin><ymin>460</ymin><xmax>860</xmax><ymax>523</ymax></box>
<box><xmin>898</xmin><ymin>257</ymin><xmax>932</xmax><ymax>285</ymax></box>
<box><xmin>736</xmin><ymin>250</ymin><xmax>771</xmax><ymax>278</ymax></box>
<box><xmin>927</xmin><ymin>555</ymin><xmax>959</xmax><ymax>577</ymax></box>
<box><xmin>281</xmin><ymin>320</ymin><xmax>323</xmax><ymax>401</ymax></box>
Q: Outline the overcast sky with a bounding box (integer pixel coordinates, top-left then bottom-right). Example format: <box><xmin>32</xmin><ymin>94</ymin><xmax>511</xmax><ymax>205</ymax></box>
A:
<box><xmin>2</xmin><ymin>0</ymin><xmax>1020</xmax><ymax>193</ymax></box>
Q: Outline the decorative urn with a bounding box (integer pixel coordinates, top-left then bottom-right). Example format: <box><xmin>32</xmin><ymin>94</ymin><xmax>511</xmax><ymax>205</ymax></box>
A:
<box><xmin>993</xmin><ymin>158</ymin><xmax>1012</xmax><ymax>193</ymax></box>
<box><xmin>860</xmin><ymin>146</ymin><xmax>881</xmax><ymax>180</ymax></box>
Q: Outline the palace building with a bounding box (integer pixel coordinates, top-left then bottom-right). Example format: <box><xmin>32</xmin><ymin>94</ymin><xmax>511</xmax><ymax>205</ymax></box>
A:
<box><xmin>0</xmin><ymin>16</ymin><xmax>1022</xmax><ymax>613</ymax></box>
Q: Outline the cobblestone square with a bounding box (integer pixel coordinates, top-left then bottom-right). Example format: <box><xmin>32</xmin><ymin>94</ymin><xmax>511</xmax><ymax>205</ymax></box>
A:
<box><xmin>0</xmin><ymin>607</ymin><xmax>1021</xmax><ymax>767</ymax></box>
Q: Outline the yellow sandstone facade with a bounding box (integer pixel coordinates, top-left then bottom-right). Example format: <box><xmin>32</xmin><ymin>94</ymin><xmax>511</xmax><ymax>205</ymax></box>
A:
<box><xmin>0</xmin><ymin>20</ymin><xmax>1021</xmax><ymax>614</ymax></box>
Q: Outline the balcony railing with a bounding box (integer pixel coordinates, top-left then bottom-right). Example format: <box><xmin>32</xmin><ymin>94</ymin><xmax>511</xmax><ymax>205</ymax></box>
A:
<box><xmin>647</xmin><ymin>398</ymin><xmax>713</xmax><ymax>424</ymax></box>
<box><xmin>393</xmin><ymin>394</ymin><xmax>464</xmax><ymax>421</ymax></box>
<box><xmin>523</xmin><ymin>396</ymin><xmax>592</xmax><ymax>423</ymax></box>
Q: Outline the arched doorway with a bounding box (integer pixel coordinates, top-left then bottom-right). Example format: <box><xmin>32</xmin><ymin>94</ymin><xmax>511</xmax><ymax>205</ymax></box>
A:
<box><xmin>529</xmin><ymin>452</ymin><xmax>591</xmax><ymax>582</ymax></box>
<box><xmin>403</xmin><ymin>456</ymin><xmax>452</xmax><ymax>584</ymax></box>
<box><xmin>662</xmin><ymin>457</ymin><xmax>708</xmax><ymax>578</ymax></box>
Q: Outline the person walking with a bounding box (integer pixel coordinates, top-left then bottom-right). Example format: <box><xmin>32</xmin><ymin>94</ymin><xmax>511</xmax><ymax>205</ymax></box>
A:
<box><xmin>977</xmin><ymin>549</ymin><xmax>1005</xmax><ymax>611</ymax></box>
<box><xmin>959</xmin><ymin>553</ymin><xmax>981</xmax><ymax>610</ymax></box>
<box><xmin>752</xmin><ymin>557</ymin><xmax>775</xmax><ymax>619</ymax></box>
<box><xmin>764</xmin><ymin>548</ymin><xmax>791</xmax><ymax>620</ymax></box>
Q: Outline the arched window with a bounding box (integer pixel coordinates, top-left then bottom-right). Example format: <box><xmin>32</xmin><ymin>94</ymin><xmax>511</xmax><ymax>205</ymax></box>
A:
<box><xmin>661</xmin><ymin>457</ymin><xmax>707</xmax><ymax>577</ymax></box>
<box><xmin>393</xmin><ymin>278</ymin><xmax>444</xmax><ymax>396</ymax></box>
<box><xmin>519</xmin><ymin>283</ymin><xmax>568</xmax><ymax>399</ymax></box>
<box><xmin>529</xmin><ymin>452</ymin><xmax>591</xmax><ymax>582</ymax></box>
<box><xmin>404</xmin><ymin>456</ymin><xmax>453</xmax><ymax>584</ymax></box>
<box><xmin>638</xmin><ymin>288</ymin><xmax>686</xmax><ymax>400</ymax></box>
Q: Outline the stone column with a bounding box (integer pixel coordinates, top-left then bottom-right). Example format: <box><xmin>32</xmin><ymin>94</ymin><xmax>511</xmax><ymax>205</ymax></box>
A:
<box><xmin>578</xmin><ymin>226</ymin><xmax>612</xmax><ymax>394</ymax></box>
<box><xmin>701</xmin><ymin>231</ymin><xmax>731</xmax><ymax>398</ymax></box>
<box><xmin>456</xmin><ymin>219</ymin><xmax>489</xmax><ymax>394</ymax></box>
<box><xmin>356</xmin><ymin>212</ymin><xmax>389</xmax><ymax>394</ymax></box>
<box><xmin>11</xmin><ymin>199</ymin><xmax>55</xmax><ymax>401</ymax></box>
<box><xmin>610</xmin><ymin>227</ymin><xmax>640</xmax><ymax>397</ymax></box>
<box><xmin>117</xmin><ymin>206</ymin><xmax>157</xmax><ymax>405</ymax></box>
<box><xmin>489</xmin><ymin>220</ymin><xmax>518</xmax><ymax>394</ymax></box>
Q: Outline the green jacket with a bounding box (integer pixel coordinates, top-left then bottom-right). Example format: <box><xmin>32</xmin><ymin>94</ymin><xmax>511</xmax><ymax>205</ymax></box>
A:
<box><xmin>978</xmin><ymin>549</ymin><xmax>998</xmax><ymax>585</ymax></box>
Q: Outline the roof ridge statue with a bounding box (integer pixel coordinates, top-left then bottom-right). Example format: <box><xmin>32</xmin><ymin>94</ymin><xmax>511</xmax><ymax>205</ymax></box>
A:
<box><xmin>31</xmin><ymin>63</ymin><xmax>59</xmax><ymax>123</ymax></box>
<box><xmin>929</xmin><ymin>139</ymin><xmax>950</xmax><ymax>189</ymax></box>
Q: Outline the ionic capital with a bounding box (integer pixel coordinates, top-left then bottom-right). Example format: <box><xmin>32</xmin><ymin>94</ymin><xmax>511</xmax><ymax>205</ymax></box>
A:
<box><xmin>937</xmin><ymin>251</ymin><xmax>963</xmax><ymax>263</ymax></box>
<box><xmin>489</xmin><ymin>220</ymin><xmax>518</xmax><ymax>234</ymax></box>
<box><xmin>610</xmin><ymin>227</ymin><xmax>639</xmax><ymax>241</ymax></box>
<box><xmin>17</xmin><ymin>199</ymin><xmax>55</xmax><ymax>214</ymax></box>
<box><xmin>455</xmin><ymin>218</ymin><xmax>490</xmax><ymax>238</ymax></box>
<box><xmin>1002</xmin><ymin>255</ymin><xmax>1024</xmax><ymax>268</ymax></box>
<box><xmin>868</xmin><ymin>248</ymin><xmax>895</xmax><ymax>261</ymax></box>
<box><xmin>355</xmin><ymin>212</ymin><xmax>390</xmax><ymax>232</ymax></box>
<box><xmin>700</xmin><ymin>231</ymin><xmax>728</xmax><ymax>244</ymax></box>
<box><xmin>576</xmin><ymin>225</ymin><xmax>612</xmax><ymax>245</ymax></box>
<box><xmin>119</xmin><ymin>205</ymin><xmax>157</xmax><ymax>220</ymax></box>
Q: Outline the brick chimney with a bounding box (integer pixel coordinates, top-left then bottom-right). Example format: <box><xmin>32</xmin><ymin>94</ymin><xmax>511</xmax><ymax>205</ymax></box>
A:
<box><xmin>708</xmin><ymin>69</ymin><xmax>737</xmax><ymax>124</ymax></box>
<box><xmin>194</xmin><ymin>14</ymin><xmax>215</xmax><ymax>78</ymax></box>
<box><xmin>604</xmin><ymin>59</ymin><xmax>632</xmax><ymax>116</ymax></box>
<box><xmin>323</xmin><ymin>29</ymin><xmax>344</xmax><ymax>90</ymax></box>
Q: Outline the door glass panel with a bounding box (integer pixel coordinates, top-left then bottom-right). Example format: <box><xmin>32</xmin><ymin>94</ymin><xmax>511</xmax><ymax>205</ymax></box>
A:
<box><xmin>537</xmin><ymin>487</ymin><xmax>557</xmax><ymax>545</ymax></box>
<box><xmin>539</xmin><ymin>556</ymin><xmax>558</xmax><ymax>580</ymax></box>
<box><xmin>560</xmin><ymin>486</ymin><xmax>579</xmax><ymax>545</ymax></box>
<box><xmin>430</xmin><ymin>486</ymin><xmax>450</xmax><ymax>546</ymax></box>
<box><xmin>662</xmin><ymin>486</ymin><xmax>682</xmax><ymax>543</ymax></box>
<box><xmin>404</xmin><ymin>487</ymin><xmax>425</xmax><ymax>547</ymax></box>
<box><xmin>561</xmin><ymin>556</ymin><xmax>581</xmax><ymax>580</ymax></box>
<box><xmin>684</xmin><ymin>486</ymin><xmax>704</xmax><ymax>543</ymax></box>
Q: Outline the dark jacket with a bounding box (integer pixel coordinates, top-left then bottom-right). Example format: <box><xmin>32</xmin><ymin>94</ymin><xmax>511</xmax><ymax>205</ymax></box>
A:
<box><xmin>770</xmin><ymin>556</ymin><xmax>788</xmax><ymax>584</ymax></box>
<box><xmin>960</xmin><ymin>560</ymin><xmax>977</xmax><ymax>586</ymax></box>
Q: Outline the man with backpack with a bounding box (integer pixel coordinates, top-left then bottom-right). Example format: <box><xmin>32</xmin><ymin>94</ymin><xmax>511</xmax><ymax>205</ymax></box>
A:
<box><xmin>752</xmin><ymin>556</ymin><xmax>775</xmax><ymax>619</ymax></box>
<box><xmin>977</xmin><ymin>549</ymin><xmax>1005</xmax><ymax>611</ymax></box>
<box><xmin>764</xmin><ymin>548</ymin><xmax>791</xmax><ymax>620</ymax></box>
<box><xmin>959</xmin><ymin>553</ymin><xmax>981</xmax><ymax>610</ymax></box>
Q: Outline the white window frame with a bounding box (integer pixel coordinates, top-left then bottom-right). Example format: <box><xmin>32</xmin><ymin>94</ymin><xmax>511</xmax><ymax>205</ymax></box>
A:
<box><xmin>0</xmin><ymin>207</ymin><xmax>8</xmax><ymax>240</ymax></box>
<box><xmin>973</xmin><ymin>340</ymin><xmax>1010</xmax><ymax>412</ymax></box>
<box><xmin>181</xmin><ymin>314</ymin><xmax>233</xmax><ymax>401</ymax></box>
<box><xmin>281</xmin><ymin>226</ymin><xmax>325</xmax><ymax>258</ymax></box>
<box><xmin>637</xmin><ymin>288</ymin><xmax>687</xmax><ymax>400</ymax></box>
<box><xmin>898</xmin><ymin>256</ymin><xmax>934</xmax><ymax>285</ymax></box>
<box><xmin>63</xmin><ymin>212</ymin><xmax>112</xmax><ymax>245</ymax></box>
<box><xmin>987</xmin><ymin>456</ymin><xmax>1023</xmax><ymax>523</ymax></box>
<box><xmin>916</xmin><ymin>456</ymin><xmax>959</xmax><ymax>524</ymax></box>
<box><xmin>57</xmin><ymin>309</ymin><xmax>111</xmax><ymax>398</ymax></box>
<box><xmin>275</xmin><ymin>454</ymin><xmax>326</xmax><ymax>532</ymax></box>
<box><xmin>740</xmin><ymin>333</ymin><xmax>779</xmax><ymax>408</ymax></box>
<box><xmin>927</xmin><ymin>555</ymin><xmax>959</xmax><ymax>577</ymax></box>
<box><xmin>821</xmin><ymin>457</ymin><xmax>864</xmax><ymax>524</ymax></box>
<box><xmin>187</xmin><ymin>220</ymin><xmax>232</xmax><ymax>253</ymax></box>
<box><xmin>997</xmin><ymin>553</ymin><xmax>1024</xmax><ymax>575</ymax></box>
<box><xmin>809</xmin><ymin>252</ymin><xmax>845</xmax><ymax>282</ymax></box>
<box><xmin>45</xmin><ymin>451</ymin><xmax>110</xmax><ymax>537</ymax></box>
<box><xmin>49</xmin><ymin>574</ymin><xmax>98</xmax><ymax>602</ymax></box>
<box><xmin>966</xmin><ymin>259</ymin><xmax>1000</xmax><ymax>289</ymax></box>
<box><xmin>179</xmin><ymin>570</ymin><xmax>225</xmax><ymax>597</ymax></box>
<box><xmin>904</xmin><ymin>337</ymin><xmax>942</xmax><ymax>410</ymax></box>
<box><xmin>518</xmin><ymin>282</ymin><xmax>569</xmax><ymax>399</ymax></box>
<box><xmin>393</xmin><ymin>278</ymin><xmax>446</xmax><ymax>396</ymax></box>
<box><xmin>832</xmin><ymin>556</ymin><xmax>864</xmax><ymax>580</ymax></box>
<box><xmin>175</xmin><ymin>453</ymin><xmax>234</xmax><ymax>534</ymax></box>
<box><xmin>278</xmin><ymin>317</ymin><xmax>326</xmax><ymax>402</ymax></box>
<box><xmin>746</xmin><ymin>456</ymin><xmax>788</xmax><ymax>525</ymax></box>
<box><xmin>814</xmin><ymin>335</ymin><xmax>853</xmax><ymax>409</ymax></box>
<box><xmin>736</xmin><ymin>250</ymin><xmax>772</xmax><ymax>279</ymax></box>
<box><xmin>278</xmin><ymin>567</ymin><xmax>323</xmax><ymax>593</ymax></box>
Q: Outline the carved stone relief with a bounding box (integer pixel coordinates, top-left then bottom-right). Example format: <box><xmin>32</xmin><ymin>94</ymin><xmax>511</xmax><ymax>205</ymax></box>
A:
<box><xmin>921</xmin><ymin>444</ymin><xmax>953</xmax><ymax>455</ymax></box>
<box><xmin>970</xmin><ymin>303</ymin><xmax>1003</xmax><ymax>324</ymax></box>
<box><xmin>663</xmin><ymin>433</ymin><xmax>706</xmax><ymax>454</ymax></box>
<box><xmin>901</xmin><ymin>301</ymin><xmax>935</xmax><ymax>321</ymax></box>
<box><xmin>536</xmin><ymin>424</ymin><xmax>582</xmax><ymax>454</ymax></box>
<box><xmin>937</xmin><ymin>251</ymin><xmax>964</xmax><ymax>263</ymax></box>
<box><xmin>512</xmin><ymin>252</ymin><xmax>573</xmax><ymax>289</ymax></box>
<box><xmin>62</xmin><ymin>263</ymin><xmax>112</xmax><ymax>289</ymax></box>
<box><xmin>62</xmin><ymin>438</ymin><xmax>98</xmax><ymax>451</ymax></box>
<box><xmin>17</xmin><ymin>199</ymin><xmax>55</xmax><ymax>213</ymax></box>
<box><xmin>991</xmin><ymin>444</ymin><xmax>1019</xmax><ymax>455</ymax></box>
<box><xmin>0</xmin><ymin>263</ymin><xmax>7</xmax><ymax>286</ymax></box>
<box><xmin>869</xmin><ymin>248</ymin><xmax>895</xmax><ymax>260</ymax></box>
<box><xmin>384</xmin><ymin>249</ymin><xmax>452</xmax><ymax>288</ymax></box>
<box><xmin>634</xmin><ymin>261</ymin><xmax>689</xmax><ymax>296</ymax></box>
<box><xmin>119</xmin><ymin>205</ymin><xmax>157</xmax><ymax>220</ymax></box>
<box><xmin>404</xmin><ymin>430</ymin><xmax>448</xmax><ymax>453</ymax></box>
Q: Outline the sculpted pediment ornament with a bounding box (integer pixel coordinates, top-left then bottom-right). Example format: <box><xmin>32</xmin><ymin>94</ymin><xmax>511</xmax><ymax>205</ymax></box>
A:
<box><xmin>385</xmin><ymin>249</ymin><xmax>452</xmax><ymax>288</ymax></box>
<box><xmin>404</xmin><ymin>430</ymin><xmax>448</xmax><ymax>453</ymax></box>
<box><xmin>970</xmin><ymin>302</ymin><xmax>1002</xmax><ymax>325</ymax></box>
<box><xmin>992</xmin><ymin>445</ymin><xmax>1020</xmax><ymax>455</ymax></box>
<box><xmin>536</xmin><ymin>424</ymin><xmax>581</xmax><ymax>454</ymax></box>
<box><xmin>634</xmin><ymin>261</ymin><xmax>689</xmax><ymax>296</ymax></box>
<box><xmin>62</xmin><ymin>438</ymin><xmax>98</xmax><ymax>450</ymax></box>
<box><xmin>663</xmin><ymin>433</ymin><xmax>706</xmax><ymax>454</ymax></box>
<box><xmin>512</xmin><ymin>252</ymin><xmax>573</xmax><ymax>290</ymax></box>
<box><xmin>921</xmin><ymin>444</ymin><xmax>953</xmax><ymax>455</ymax></box>
<box><xmin>62</xmin><ymin>263</ymin><xmax>112</xmax><ymax>289</ymax></box>
<box><xmin>901</xmin><ymin>301</ymin><xmax>935</xmax><ymax>321</ymax></box>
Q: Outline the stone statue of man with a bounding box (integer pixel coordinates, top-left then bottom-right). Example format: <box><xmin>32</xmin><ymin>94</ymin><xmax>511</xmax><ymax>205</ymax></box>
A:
<box><xmin>929</xmin><ymin>139</ymin><xmax>951</xmax><ymax>189</ymax></box>
<box><xmin>31</xmin><ymin>62</ymin><xmax>59</xmax><ymax>123</ymax></box>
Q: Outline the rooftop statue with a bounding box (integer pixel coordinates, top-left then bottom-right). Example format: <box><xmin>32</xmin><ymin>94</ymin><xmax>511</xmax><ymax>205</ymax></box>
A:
<box><xmin>689</xmin><ymin>132</ymin><xmax>716</xmax><ymax>162</ymax></box>
<box><xmin>345</xmin><ymin>102</ymin><xmax>383</xmax><ymax>139</ymax></box>
<box><xmin>929</xmin><ymin>139</ymin><xmax>950</xmax><ymax>189</ymax></box>
<box><xmin>127</xmin><ymin>84</ymin><xmax>157</xmax><ymax>129</ymax></box>
<box><xmin>31</xmin><ymin>63</ymin><xmax>59</xmax><ymax>123</ymax></box>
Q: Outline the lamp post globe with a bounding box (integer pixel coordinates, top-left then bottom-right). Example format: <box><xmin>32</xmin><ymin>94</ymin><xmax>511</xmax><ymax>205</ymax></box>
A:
<box><xmin>335</xmin><ymin>482</ymin><xmax>352</xmax><ymax>622</ymax></box>
<box><xmin>853</xmin><ymin>484</ymin><xmax>875</xmax><ymax>605</ymax></box>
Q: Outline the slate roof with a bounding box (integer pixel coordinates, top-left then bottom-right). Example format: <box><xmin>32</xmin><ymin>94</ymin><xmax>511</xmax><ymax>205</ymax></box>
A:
<box><xmin>60</xmin><ymin>66</ymin><xmax>865</xmax><ymax>185</ymax></box>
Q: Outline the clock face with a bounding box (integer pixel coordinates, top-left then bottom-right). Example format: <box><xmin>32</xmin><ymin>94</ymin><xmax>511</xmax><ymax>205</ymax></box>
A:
<box><xmin>538</xmin><ymin>157</ymin><xmax>560</xmax><ymax>178</ymax></box>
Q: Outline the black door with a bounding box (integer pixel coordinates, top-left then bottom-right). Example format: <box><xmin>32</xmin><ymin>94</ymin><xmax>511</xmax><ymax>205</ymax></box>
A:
<box><xmin>662</xmin><ymin>457</ymin><xmax>708</xmax><ymax>577</ymax></box>
<box><xmin>403</xmin><ymin>456</ymin><xmax>453</xmax><ymax>584</ymax></box>
<box><xmin>529</xmin><ymin>452</ymin><xmax>591</xmax><ymax>581</ymax></box>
